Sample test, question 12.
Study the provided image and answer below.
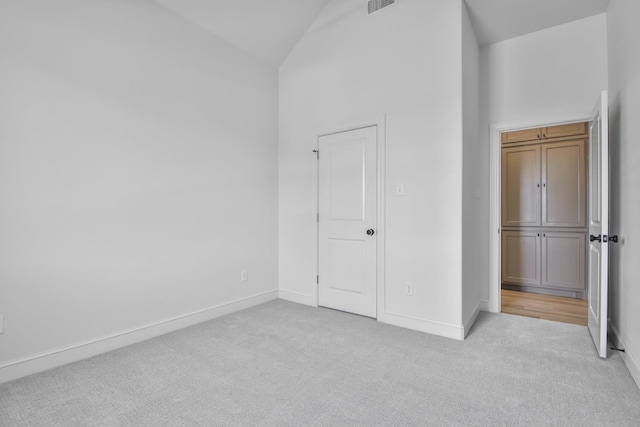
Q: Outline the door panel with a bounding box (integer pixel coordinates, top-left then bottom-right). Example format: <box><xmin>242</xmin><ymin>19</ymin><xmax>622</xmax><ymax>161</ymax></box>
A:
<box><xmin>542</xmin><ymin>141</ymin><xmax>586</xmax><ymax>227</ymax></box>
<box><xmin>542</xmin><ymin>122</ymin><xmax>587</xmax><ymax>140</ymax></box>
<box><xmin>501</xmin><ymin>230</ymin><xmax>541</xmax><ymax>286</ymax></box>
<box><xmin>588</xmin><ymin>244</ymin><xmax>601</xmax><ymax>321</ymax></box>
<box><xmin>328</xmin><ymin>239</ymin><xmax>366</xmax><ymax>295</ymax></box>
<box><xmin>329</xmin><ymin>142</ymin><xmax>365</xmax><ymax>220</ymax></box>
<box><xmin>319</xmin><ymin>126</ymin><xmax>377</xmax><ymax>318</ymax></box>
<box><xmin>542</xmin><ymin>232</ymin><xmax>586</xmax><ymax>290</ymax></box>
<box><xmin>502</xmin><ymin>145</ymin><xmax>541</xmax><ymax>227</ymax></box>
<box><xmin>590</xmin><ymin>129</ymin><xmax>602</xmax><ymax>227</ymax></box>
<box><xmin>501</xmin><ymin>128</ymin><xmax>541</xmax><ymax>144</ymax></box>
<box><xmin>587</xmin><ymin>90</ymin><xmax>609</xmax><ymax>358</ymax></box>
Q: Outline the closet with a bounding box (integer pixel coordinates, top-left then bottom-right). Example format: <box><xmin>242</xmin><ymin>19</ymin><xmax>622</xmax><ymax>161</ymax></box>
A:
<box><xmin>501</xmin><ymin>122</ymin><xmax>588</xmax><ymax>299</ymax></box>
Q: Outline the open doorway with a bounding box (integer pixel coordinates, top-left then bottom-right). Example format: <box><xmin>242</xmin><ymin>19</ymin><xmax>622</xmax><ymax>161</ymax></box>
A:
<box><xmin>498</xmin><ymin>121</ymin><xmax>589</xmax><ymax>326</ymax></box>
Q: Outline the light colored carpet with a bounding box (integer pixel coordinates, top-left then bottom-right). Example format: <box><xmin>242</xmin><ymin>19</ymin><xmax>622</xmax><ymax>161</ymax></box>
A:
<box><xmin>0</xmin><ymin>299</ymin><xmax>638</xmax><ymax>426</ymax></box>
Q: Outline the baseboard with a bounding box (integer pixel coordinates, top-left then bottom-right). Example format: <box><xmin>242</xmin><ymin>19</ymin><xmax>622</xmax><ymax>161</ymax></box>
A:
<box><xmin>610</xmin><ymin>324</ymin><xmax>640</xmax><ymax>390</ymax></box>
<box><xmin>0</xmin><ymin>290</ymin><xmax>278</xmax><ymax>385</ymax></box>
<box><xmin>278</xmin><ymin>289</ymin><xmax>317</xmax><ymax>307</ymax></box>
<box><xmin>462</xmin><ymin>299</ymin><xmax>489</xmax><ymax>338</ymax></box>
<box><xmin>379</xmin><ymin>311</ymin><xmax>464</xmax><ymax>341</ymax></box>
<box><xmin>502</xmin><ymin>283</ymin><xmax>585</xmax><ymax>300</ymax></box>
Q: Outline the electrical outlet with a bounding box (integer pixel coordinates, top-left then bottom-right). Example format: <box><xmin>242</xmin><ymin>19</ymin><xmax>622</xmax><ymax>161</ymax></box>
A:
<box><xmin>0</xmin><ymin>314</ymin><xmax>4</xmax><ymax>334</ymax></box>
<box><xmin>240</xmin><ymin>270</ymin><xmax>248</xmax><ymax>282</ymax></box>
<box><xmin>404</xmin><ymin>282</ymin><xmax>413</xmax><ymax>296</ymax></box>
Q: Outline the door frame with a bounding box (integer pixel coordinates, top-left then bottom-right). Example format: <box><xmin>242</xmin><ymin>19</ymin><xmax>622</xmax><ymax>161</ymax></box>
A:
<box><xmin>312</xmin><ymin>115</ymin><xmax>386</xmax><ymax>318</ymax></box>
<box><xmin>489</xmin><ymin>114</ymin><xmax>590</xmax><ymax>313</ymax></box>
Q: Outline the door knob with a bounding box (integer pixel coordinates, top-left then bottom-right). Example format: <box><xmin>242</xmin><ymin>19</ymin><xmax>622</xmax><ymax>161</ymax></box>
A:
<box><xmin>603</xmin><ymin>235</ymin><xmax>619</xmax><ymax>243</ymax></box>
<box><xmin>590</xmin><ymin>234</ymin><xmax>602</xmax><ymax>242</ymax></box>
<box><xmin>366</xmin><ymin>229</ymin><xmax>375</xmax><ymax>236</ymax></box>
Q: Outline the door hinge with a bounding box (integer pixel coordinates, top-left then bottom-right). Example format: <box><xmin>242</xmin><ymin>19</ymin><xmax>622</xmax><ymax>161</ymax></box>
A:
<box><xmin>313</xmin><ymin>149</ymin><xmax>319</xmax><ymax>159</ymax></box>
<box><xmin>316</xmin><ymin>275</ymin><xmax>319</xmax><ymax>284</ymax></box>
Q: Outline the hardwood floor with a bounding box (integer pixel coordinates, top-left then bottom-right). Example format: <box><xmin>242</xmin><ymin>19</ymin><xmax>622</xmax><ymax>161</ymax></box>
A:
<box><xmin>501</xmin><ymin>289</ymin><xmax>588</xmax><ymax>326</ymax></box>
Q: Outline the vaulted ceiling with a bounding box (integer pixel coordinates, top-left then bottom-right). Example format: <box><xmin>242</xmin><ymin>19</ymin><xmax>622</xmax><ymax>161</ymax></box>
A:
<box><xmin>154</xmin><ymin>0</ymin><xmax>610</xmax><ymax>67</ymax></box>
<box><xmin>464</xmin><ymin>0</ymin><xmax>610</xmax><ymax>46</ymax></box>
<box><xmin>154</xmin><ymin>0</ymin><xmax>331</xmax><ymax>67</ymax></box>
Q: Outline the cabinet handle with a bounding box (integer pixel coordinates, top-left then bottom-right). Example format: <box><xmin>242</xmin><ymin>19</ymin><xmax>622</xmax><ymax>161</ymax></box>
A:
<box><xmin>537</xmin><ymin>233</ymin><xmax>540</xmax><ymax>237</ymax></box>
<box><xmin>543</xmin><ymin>183</ymin><xmax>546</xmax><ymax>188</ymax></box>
<box><xmin>543</xmin><ymin>233</ymin><xmax>546</xmax><ymax>237</ymax></box>
<box><xmin>537</xmin><ymin>183</ymin><xmax>540</xmax><ymax>188</ymax></box>
<box><xmin>543</xmin><ymin>133</ymin><xmax>546</xmax><ymax>138</ymax></box>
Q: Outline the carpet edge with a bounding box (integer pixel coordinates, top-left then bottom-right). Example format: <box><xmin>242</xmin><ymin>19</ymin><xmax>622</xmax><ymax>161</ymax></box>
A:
<box><xmin>0</xmin><ymin>290</ymin><xmax>279</xmax><ymax>385</ymax></box>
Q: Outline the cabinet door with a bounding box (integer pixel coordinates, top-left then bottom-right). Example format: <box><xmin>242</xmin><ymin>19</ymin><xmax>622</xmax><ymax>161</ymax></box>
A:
<box><xmin>542</xmin><ymin>122</ymin><xmax>587</xmax><ymax>140</ymax></box>
<box><xmin>502</xmin><ymin>145</ymin><xmax>541</xmax><ymax>226</ymax></box>
<box><xmin>502</xmin><ymin>230</ymin><xmax>541</xmax><ymax>286</ymax></box>
<box><xmin>501</xmin><ymin>128</ymin><xmax>541</xmax><ymax>144</ymax></box>
<box><xmin>541</xmin><ymin>140</ymin><xmax>586</xmax><ymax>227</ymax></box>
<box><xmin>541</xmin><ymin>232</ymin><xmax>585</xmax><ymax>290</ymax></box>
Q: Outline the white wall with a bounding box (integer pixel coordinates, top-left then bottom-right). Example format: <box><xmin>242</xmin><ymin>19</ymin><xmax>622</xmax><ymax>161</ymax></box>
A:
<box><xmin>481</xmin><ymin>14</ymin><xmax>608</xmax><ymax>126</ymax></box>
<box><xmin>607</xmin><ymin>0</ymin><xmax>640</xmax><ymax>387</ymax></box>
<box><xmin>279</xmin><ymin>0</ymin><xmax>466</xmax><ymax>338</ymax></box>
<box><xmin>0</xmin><ymin>0</ymin><xmax>279</xmax><ymax>381</ymax></box>
<box><xmin>480</xmin><ymin>14</ymin><xmax>609</xmax><ymax>306</ymax></box>
<box><xmin>461</xmin><ymin>4</ymin><xmax>485</xmax><ymax>331</ymax></box>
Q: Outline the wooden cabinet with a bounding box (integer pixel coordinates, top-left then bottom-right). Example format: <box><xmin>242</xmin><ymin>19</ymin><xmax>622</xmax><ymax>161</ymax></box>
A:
<box><xmin>502</xmin><ymin>230</ymin><xmax>541</xmax><ymax>286</ymax></box>
<box><xmin>541</xmin><ymin>232</ymin><xmax>585</xmax><ymax>290</ymax></box>
<box><xmin>502</xmin><ymin>145</ymin><xmax>541</xmax><ymax>227</ymax></box>
<box><xmin>502</xmin><ymin>140</ymin><xmax>586</xmax><ymax>228</ymax></box>
<box><xmin>541</xmin><ymin>122</ymin><xmax>587</xmax><ymax>140</ymax></box>
<box><xmin>501</xmin><ymin>128</ymin><xmax>542</xmax><ymax>144</ymax></box>
<box><xmin>501</xmin><ymin>122</ymin><xmax>587</xmax><ymax>144</ymax></box>
<box><xmin>502</xmin><ymin>230</ymin><xmax>586</xmax><ymax>292</ymax></box>
<box><xmin>501</xmin><ymin>121</ymin><xmax>588</xmax><ymax>297</ymax></box>
<box><xmin>541</xmin><ymin>140</ymin><xmax>586</xmax><ymax>227</ymax></box>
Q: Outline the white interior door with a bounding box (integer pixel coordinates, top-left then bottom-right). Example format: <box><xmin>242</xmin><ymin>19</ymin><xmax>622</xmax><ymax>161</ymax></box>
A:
<box><xmin>587</xmin><ymin>90</ymin><xmax>609</xmax><ymax>358</ymax></box>
<box><xmin>318</xmin><ymin>126</ymin><xmax>377</xmax><ymax>318</ymax></box>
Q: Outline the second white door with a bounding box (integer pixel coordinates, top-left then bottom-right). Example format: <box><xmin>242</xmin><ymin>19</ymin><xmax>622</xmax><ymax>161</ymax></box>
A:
<box><xmin>318</xmin><ymin>126</ymin><xmax>377</xmax><ymax>318</ymax></box>
<box><xmin>588</xmin><ymin>90</ymin><xmax>609</xmax><ymax>358</ymax></box>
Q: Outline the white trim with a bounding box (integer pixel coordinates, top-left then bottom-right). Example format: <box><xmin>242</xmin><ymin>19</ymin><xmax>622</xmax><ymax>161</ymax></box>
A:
<box><xmin>488</xmin><ymin>114</ymin><xmax>591</xmax><ymax>313</ymax></box>
<box><xmin>376</xmin><ymin>118</ymin><xmax>387</xmax><ymax>321</ymax></box>
<box><xmin>278</xmin><ymin>290</ymin><xmax>317</xmax><ymax>307</ymax></box>
<box><xmin>313</xmin><ymin>115</ymin><xmax>387</xmax><ymax>319</ymax></box>
<box><xmin>0</xmin><ymin>290</ymin><xmax>278</xmax><ymax>385</ymax></box>
<box><xmin>312</xmin><ymin>127</ymin><xmax>320</xmax><ymax>308</ymax></box>
<box><xmin>610</xmin><ymin>324</ymin><xmax>640</xmax><ymax>390</ymax></box>
<box><xmin>379</xmin><ymin>311</ymin><xmax>464</xmax><ymax>341</ymax></box>
<box><xmin>462</xmin><ymin>299</ymin><xmax>489</xmax><ymax>338</ymax></box>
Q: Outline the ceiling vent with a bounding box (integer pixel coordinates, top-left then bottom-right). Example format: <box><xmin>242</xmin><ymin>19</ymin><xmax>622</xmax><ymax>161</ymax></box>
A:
<box><xmin>368</xmin><ymin>0</ymin><xmax>395</xmax><ymax>14</ymax></box>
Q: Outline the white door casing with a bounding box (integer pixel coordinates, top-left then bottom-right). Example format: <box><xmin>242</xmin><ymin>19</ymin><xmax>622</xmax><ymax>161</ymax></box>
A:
<box><xmin>318</xmin><ymin>126</ymin><xmax>377</xmax><ymax>318</ymax></box>
<box><xmin>489</xmin><ymin>115</ymin><xmax>593</xmax><ymax>314</ymax></box>
<box><xmin>587</xmin><ymin>90</ymin><xmax>609</xmax><ymax>359</ymax></box>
